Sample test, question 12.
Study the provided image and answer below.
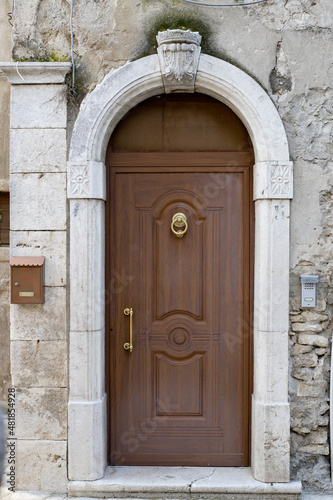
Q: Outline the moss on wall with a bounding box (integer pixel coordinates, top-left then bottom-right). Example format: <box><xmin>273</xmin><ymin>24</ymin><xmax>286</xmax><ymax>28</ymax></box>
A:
<box><xmin>13</xmin><ymin>50</ymin><xmax>70</xmax><ymax>63</ymax></box>
<box><xmin>139</xmin><ymin>9</ymin><xmax>215</xmax><ymax>58</ymax></box>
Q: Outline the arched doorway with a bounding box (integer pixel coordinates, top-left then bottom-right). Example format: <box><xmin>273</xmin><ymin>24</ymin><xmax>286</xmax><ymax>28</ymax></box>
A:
<box><xmin>105</xmin><ymin>94</ymin><xmax>254</xmax><ymax>466</ymax></box>
<box><xmin>68</xmin><ymin>52</ymin><xmax>292</xmax><ymax>483</ymax></box>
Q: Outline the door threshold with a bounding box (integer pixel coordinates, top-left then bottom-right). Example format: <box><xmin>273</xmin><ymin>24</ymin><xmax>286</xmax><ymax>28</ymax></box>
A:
<box><xmin>68</xmin><ymin>466</ymin><xmax>302</xmax><ymax>499</ymax></box>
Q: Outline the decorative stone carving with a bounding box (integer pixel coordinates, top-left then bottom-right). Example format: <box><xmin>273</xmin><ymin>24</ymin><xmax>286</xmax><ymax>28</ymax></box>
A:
<box><xmin>68</xmin><ymin>162</ymin><xmax>106</xmax><ymax>200</ymax></box>
<box><xmin>69</xmin><ymin>165</ymin><xmax>89</xmax><ymax>196</ymax></box>
<box><xmin>254</xmin><ymin>161</ymin><xmax>293</xmax><ymax>200</ymax></box>
<box><xmin>156</xmin><ymin>29</ymin><xmax>202</xmax><ymax>93</ymax></box>
<box><xmin>270</xmin><ymin>162</ymin><xmax>293</xmax><ymax>197</ymax></box>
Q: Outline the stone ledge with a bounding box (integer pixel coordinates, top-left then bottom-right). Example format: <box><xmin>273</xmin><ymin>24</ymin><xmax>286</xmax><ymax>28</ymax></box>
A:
<box><xmin>69</xmin><ymin>466</ymin><xmax>302</xmax><ymax>499</ymax></box>
<box><xmin>0</xmin><ymin>62</ymin><xmax>71</xmax><ymax>84</ymax></box>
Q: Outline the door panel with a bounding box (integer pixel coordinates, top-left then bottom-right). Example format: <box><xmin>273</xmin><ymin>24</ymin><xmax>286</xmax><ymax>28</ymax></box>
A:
<box><xmin>107</xmin><ymin>155</ymin><xmax>252</xmax><ymax>467</ymax></box>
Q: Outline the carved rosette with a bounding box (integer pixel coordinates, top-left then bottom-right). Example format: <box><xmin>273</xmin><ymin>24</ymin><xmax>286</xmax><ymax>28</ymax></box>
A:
<box><xmin>69</xmin><ymin>165</ymin><xmax>89</xmax><ymax>196</ymax></box>
<box><xmin>269</xmin><ymin>162</ymin><xmax>293</xmax><ymax>198</ymax></box>
<box><xmin>254</xmin><ymin>161</ymin><xmax>293</xmax><ymax>200</ymax></box>
<box><xmin>156</xmin><ymin>29</ymin><xmax>202</xmax><ymax>93</ymax></box>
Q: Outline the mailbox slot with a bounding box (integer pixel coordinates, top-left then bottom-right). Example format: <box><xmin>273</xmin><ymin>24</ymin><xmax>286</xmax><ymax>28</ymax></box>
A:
<box><xmin>10</xmin><ymin>257</ymin><xmax>45</xmax><ymax>304</ymax></box>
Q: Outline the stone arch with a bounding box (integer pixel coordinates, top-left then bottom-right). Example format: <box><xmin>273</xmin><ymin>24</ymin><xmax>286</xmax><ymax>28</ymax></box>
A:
<box><xmin>68</xmin><ymin>53</ymin><xmax>293</xmax><ymax>484</ymax></box>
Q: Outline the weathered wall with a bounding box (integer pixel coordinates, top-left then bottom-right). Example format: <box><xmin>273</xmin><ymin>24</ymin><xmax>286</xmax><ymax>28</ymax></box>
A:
<box><xmin>9</xmin><ymin>75</ymin><xmax>69</xmax><ymax>493</ymax></box>
<box><xmin>8</xmin><ymin>0</ymin><xmax>333</xmax><ymax>493</ymax></box>
<box><xmin>0</xmin><ymin>0</ymin><xmax>12</xmax><ymax>404</ymax></box>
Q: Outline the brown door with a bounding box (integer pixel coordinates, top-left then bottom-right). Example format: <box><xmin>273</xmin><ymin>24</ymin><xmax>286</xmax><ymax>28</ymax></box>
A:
<box><xmin>106</xmin><ymin>151</ymin><xmax>253</xmax><ymax>466</ymax></box>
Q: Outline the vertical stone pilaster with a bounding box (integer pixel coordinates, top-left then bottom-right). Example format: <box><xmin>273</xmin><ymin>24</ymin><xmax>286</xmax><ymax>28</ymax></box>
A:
<box><xmin>67</xmin><ymin>170</ymin><xmax>107</xmax><ymax>480</ymax></box>
<box><xmin>252</xmin><ymin>161</ymin><xmax>293</xmax><ymax>482</ymax></box>
<box><xmin>0</xmin><ymin>62</ymin><xmax>71</xmax><ymax>494</ymax></box>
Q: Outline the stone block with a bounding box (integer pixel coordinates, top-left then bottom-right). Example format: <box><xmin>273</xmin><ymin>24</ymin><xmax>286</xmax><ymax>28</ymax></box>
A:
<box><xmin>11</xmin><ymin>84</ymin><xmax>67</xmax><ymax>129</ymax></box>
<box><xmin>308</xmin><ymin>428</ymin><xmax>328</xmax><ymax>445</ymax></box>
<box><xmin>11</xmin><ymin>287</ymin><xmax>66</xmax><ymax>341</ymax></box>
<box><xmin>0</xmin><ymin>247</ymin><xmax>10</xmax><ymax>263</ymax></box>
<box><xmin>251</xmin><ymin>396</ymin><xmax>290</xmax><ymax>482</ymax></box>
<box><xmin>297</xmin><ymin>381</ymin><xmax>327</xmax><ymax>398</ymax></box>
<box><xmin>16</xmin><ymin>440</ymin><xmax>67</xmax><ymax>493</ymax></box>
<box><xmin>11</xmin><ymin>340</ymin><xmax>67</xmax><ymax>387</ymax></box>
<box><xmin>254</xmin><ymin>200</ymin><xmax>290</xmax><ymax>334</ymax></box>
<box><xmin>11</xmin><ymin>230</ymin><xmax>66</xmax><ymax>286</ymax></box>
<box><xmin>68</xmin><ymin>395</ymin><xmax>107</xmax><ymax>480</ymax></box>
<box><xmin>253</xmin><ymin>329</ymin><xmax>289</xmax><ymax>403</ymax></box>
<box><xmin>301</xmin><ymin>311</ymin><xmax>328</xmax><ymax>322</ymax></box>
<box><xmin>291</xmin><ymin>367</ymin><xmax>313</xmax><ymax>381</ymax></box>
<box><xmin>290</xmin><ymin>314</ymin><xmax>303</xmax><ymax>323</ymax></box>
<box><xmin>11</xmin><ymin>173</ymin><xmax>67</xmax><ymax>231</ymax></box>
<box><xmin>298</xmin><ymin>333</ymin><xmax>329</xmax><ymax>348</ymax></box>
<box><xmin>11</xmin><ymin>129</ymin><xmax>67</xmax><ymax>173</ymax></box>
<box><xmin>69</xmin><ymin>329</ymin><xmax>105</xmax><ymax>401</ymax></box>
<box><xmin>294</xmin><ymin>351</ymin><xmax>317</xmax><ymax>367</ymax></box>
<box><xmin>298</xmin><ymin>444</ymin><xmax>329</xmax><ymax>455</ymax></box>
<box><xmin>292</xmin><ymin>323</ymin><xmax>323</xmax><ymax>333</ymax></box>
<box><xmin>0</xmin><ymin>261</ymin><xmax>9</xmax><ymax>282</ymax></box>
<box><xmin>315</xmin><ymin>299</ymin><xmax>327</xmax><ymax>312</ymax></box>
<box><xmin>291</xmin><ymin>401</ymin><xmax>326</xmax><ymax>435</ymax></box>
<box><xmin>315</xmin><ymin>348</ymin><xmax>326</xmax><ymax>356</ymax></box>
<box><xmin>16</xmin><ymin>388</ymin><xmax>67</xmax><ymax>440</ymax></box>
<box><xmin>0</xmin><ymin>304</ymin><xmax>9</xmax><ymax>335</ymax></box>
<box><xmin>293</xmin><ymin>344</ymin><xmax>313</xmax><ymax>355</ymax></box>
<box><xmin>70</xmin><ymin>199</ymin><xmax>105</xmax><ymax>332</ymax></box>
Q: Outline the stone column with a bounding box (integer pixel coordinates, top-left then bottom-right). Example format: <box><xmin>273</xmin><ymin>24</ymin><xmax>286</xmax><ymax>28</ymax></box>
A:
<box><xmin>252</xmin><ymin>160</ymin><xmax>293</xmax><ymax>482</ymax></box>
<box><xmin>0</xmin><ymin>62</ymin><xmax>71</xmax><ymax>493</ymax></box>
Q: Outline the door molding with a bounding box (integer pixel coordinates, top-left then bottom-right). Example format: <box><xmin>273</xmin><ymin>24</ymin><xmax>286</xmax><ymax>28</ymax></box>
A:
<box><xmin>67</xmin><ymin>53</ymin><xmax>293</xmax><ymax>483</ymax></box>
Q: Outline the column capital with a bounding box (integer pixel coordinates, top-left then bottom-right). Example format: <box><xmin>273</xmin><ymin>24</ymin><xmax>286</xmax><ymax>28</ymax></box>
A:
<box><xmin>0</xmin><ymin>62</ymin><xmax>71</xmax><ymax>84</ymax></box>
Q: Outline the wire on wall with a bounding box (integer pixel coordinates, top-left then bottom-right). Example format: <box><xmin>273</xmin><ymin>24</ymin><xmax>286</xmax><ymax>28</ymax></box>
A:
<box><xmin>180</xmin><ymin>0</ymin><xmax>268</xmax><ymax>6</ymax></box>
<box><xmin>70</xmin><ymin>0</ymin><xmax>75</xmax><ymax>92</ymax></box>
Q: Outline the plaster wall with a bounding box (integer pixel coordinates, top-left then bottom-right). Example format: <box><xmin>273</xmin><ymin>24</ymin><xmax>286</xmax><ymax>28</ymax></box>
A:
<box><xmin>3</xmin><ymin>0</ymin><xmax>333</xmax><ymax>494</ymax></box>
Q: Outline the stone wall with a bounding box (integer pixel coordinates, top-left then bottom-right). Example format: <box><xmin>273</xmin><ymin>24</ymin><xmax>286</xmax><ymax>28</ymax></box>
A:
<box><xmin>0</xmin><ymin>0</ymin><xmax>12</xmax><ymax>404</ymax></box>
<box><xmin>5</xmin><ymin>0</ymin><xmax>333</xmax><ymax>493</ymax></box>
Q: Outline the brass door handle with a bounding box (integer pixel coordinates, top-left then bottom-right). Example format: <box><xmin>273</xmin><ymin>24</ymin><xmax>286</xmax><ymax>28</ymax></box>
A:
<box><xmin>123</xmin><ymin>307</ymin><xmax>133</xmax><ymax>352</ymax></box>
<box><xmin>171</xmin><ymin>212</ymin><xmax>188</xmax><ymax>238</ymax></box>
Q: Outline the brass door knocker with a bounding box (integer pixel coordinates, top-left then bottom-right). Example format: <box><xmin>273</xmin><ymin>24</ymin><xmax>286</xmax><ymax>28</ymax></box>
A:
<box><xmin>171</xmin><ymin>213</ymin><xmax>188</xmax><ymax>238</ymax></box>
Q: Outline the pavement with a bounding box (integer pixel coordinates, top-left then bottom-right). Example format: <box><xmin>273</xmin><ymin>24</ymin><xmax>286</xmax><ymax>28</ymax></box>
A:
<box><xmin>1</xmin><ymin>489</ymin><xmax>333</xmax><ymax>500</ymax></box>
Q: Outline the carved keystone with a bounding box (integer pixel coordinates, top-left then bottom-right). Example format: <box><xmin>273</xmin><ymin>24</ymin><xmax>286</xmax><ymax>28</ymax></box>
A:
<box><xmin>156</xmin><ymin>29</ymin><xmax>202</xmax><ymax>93</ymax></box>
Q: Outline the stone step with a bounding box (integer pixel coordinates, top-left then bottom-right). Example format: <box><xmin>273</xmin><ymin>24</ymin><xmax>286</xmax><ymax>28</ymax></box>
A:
<box><xmin>68</xmin><ymin>466</ymin><xmax>302</xmax><ymax>499</ymax></box>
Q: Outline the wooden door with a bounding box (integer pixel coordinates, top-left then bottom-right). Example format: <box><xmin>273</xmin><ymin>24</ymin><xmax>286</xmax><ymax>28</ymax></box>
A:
<box><xmin>106</xmin><ymin>151</ymin><xmax>253</xmax><ymax>466</ymax></box>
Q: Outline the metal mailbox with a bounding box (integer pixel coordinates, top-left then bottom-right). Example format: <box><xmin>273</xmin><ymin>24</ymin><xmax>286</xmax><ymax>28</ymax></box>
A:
<box><xmin>10</xmin><ymin>256</ymin><xmax>45</xmax><ymax>304</ymax></box>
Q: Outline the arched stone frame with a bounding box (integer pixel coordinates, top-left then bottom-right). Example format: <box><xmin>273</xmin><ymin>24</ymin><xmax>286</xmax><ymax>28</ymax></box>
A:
<box><xmin>67</xmin><ymin>54</ymin><xmax>293</xmax><ymax>484</ymax></box>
